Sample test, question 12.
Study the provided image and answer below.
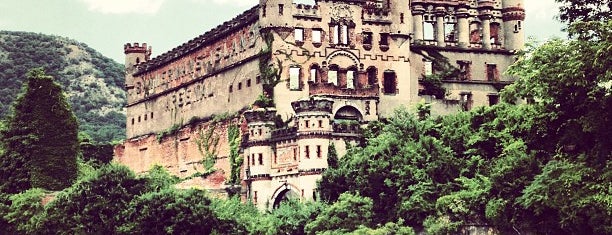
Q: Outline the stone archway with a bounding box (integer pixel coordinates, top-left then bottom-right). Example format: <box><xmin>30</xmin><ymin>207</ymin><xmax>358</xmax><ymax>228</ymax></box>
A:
<box><xmin>272</xmin><ymin>188</ymin><xmax>300</xmax><ymax>209</ymax></box>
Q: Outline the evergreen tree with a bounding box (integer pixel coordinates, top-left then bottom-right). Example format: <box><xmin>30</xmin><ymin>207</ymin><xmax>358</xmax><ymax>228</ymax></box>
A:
<box><xmin>327</xmin><ymin>143</ymin><xmax>338</xmax><ymax>169</ymax></box>
<box><xmin>0</xmin><ymin>68</ymin><xmax>78</xmax><ymax>193</ymax></box>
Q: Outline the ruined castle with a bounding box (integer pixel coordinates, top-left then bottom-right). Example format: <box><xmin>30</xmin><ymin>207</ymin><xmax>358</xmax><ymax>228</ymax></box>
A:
<box><xmin>114</xmin><ymin>0</ymin><xmax>525</xmax><ymax>210</ymax></box>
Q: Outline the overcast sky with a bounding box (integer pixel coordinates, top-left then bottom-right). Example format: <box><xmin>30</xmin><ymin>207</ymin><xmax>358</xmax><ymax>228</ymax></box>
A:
<box><xmin>0</xmin><ymin>0</ymin><xmax>566</xmax><ymax>63</ymax></box>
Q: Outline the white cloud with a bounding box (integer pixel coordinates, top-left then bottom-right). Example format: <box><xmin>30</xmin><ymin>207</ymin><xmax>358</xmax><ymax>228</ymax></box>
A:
<box><xmin>80</xmin><ymin>0</ymin><xmax>165</xmax><ymax>14</ymax></box>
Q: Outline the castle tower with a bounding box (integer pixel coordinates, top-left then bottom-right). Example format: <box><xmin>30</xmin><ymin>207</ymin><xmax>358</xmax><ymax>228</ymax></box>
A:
<box><xmin>244</xmin><ymin>108</ymin><xmax>277</xmax><ymax>177</ymax></box>
<box><xmin>259</xmin><ymin>0</ymin><xmax>293</xmax><ymax>28</ymax></box>
<box><xmin>501</xmin><ymin>0</ymin><xmax>525</xmax><ymax>50</ymax></box>
<box><xmin>292</xmin><ymin>97</ymin><xmax>334</xmax><ymax>200</ymax></box>
<box><xmin>243</xmin><ymin>108</ymin><xmax>277</xmax><ymax>207</ymax></box>
<box><xmin>389</xmin><ymin>0</ymin><xmax>410</xmax><ymax>35</ymax></box>
<box><xmin>123</xmin><ymin>43</ymin><xmax>151</xmax><ymax>88</ymax></box>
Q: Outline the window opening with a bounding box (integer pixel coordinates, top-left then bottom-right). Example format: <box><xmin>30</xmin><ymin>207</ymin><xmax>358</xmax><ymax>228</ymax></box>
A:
<box><xmin>347</xmin><ymin>70</ymin><xmax>355</xmax><ymax>89</ymax></box>
<box><xmin>486</xmin><ymin>64</ymin><xmax>498</xmax><ymax>81</ymax></box>
<box><xmin>294</xmin><ymin>28</ymin><xmax>304</xmax><ymax>42</ymax></box>
<box><xmin>383</xmin><ymin>71</ymin><xmax>397</xmax><ymax>94</ymax></box>
<box><xmin>328</xmin><ymin>65</ymin><xmax>339</xmax><ymax>86</ymax></box>
<box><xmin>312</xmin><ymin>29</ymin><xmax>322</xmax><ymax>44</ymax></box>
<box><xmin>289</xmin><ymin>67</ymin><xmax>301</xmax><ymax>90</ymax></box>
<box><xmin>363</xmin><ymin>32</ymin><xmax>373</xmax><ymax>45</ymax></box>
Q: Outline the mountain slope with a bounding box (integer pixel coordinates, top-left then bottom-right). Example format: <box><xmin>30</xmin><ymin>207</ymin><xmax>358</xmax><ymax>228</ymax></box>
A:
<box><xmin>0</xmin><ymin>31</ymin><xmax>126</xmax><ymax>143</ymax></box>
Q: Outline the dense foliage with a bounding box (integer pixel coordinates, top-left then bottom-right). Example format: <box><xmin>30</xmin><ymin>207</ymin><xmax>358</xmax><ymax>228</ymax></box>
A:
<box><xmin>318</xmin><ymin>20</ymin><xmax>611</xmax><ymax>234</ymax></box>
<box><xmin>0</xmin><ymin>31</ymin><xmax>125</xmax><ymax>143</ymax></box>
<box><xmin>0</xmin><ymin>69</ymin><xmax>78</xmax><ymax>194</ymax></box>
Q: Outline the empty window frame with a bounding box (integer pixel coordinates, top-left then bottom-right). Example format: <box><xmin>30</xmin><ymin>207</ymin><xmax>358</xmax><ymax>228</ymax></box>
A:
<box><xmin>341</xmin><ymin>25</ymin><xmax>349</xmax><ymax>45</ymax></box>
<box><xmin>383</xmin><ymin>71</ymin><xmax>397</xmax><ymax>94</ymax></box>
<box><xmin>289</xmin><ymin>66</ymin><xmax>301</xmax><ymax>90</ymax></box>
<box><xmin>332</xmin><ymin>25</ymin><xmax>340</xmax><ymax>44</ymax></box>
<box><xmin>486</xmin><ymin>64</ymin><xmax>498</xmax><ymax>81</ymax></box>
<box><xmin>312</xmin><ymin>29</ymin><xmax>322</xmax><ymax>44</ymax></box>
<box><xmin>328</xmin><ymin>65</ymin><xmax>339</xmax><ymax>86</ymax></box>
<box><xmin>346</xmin><ymin>69</ymin><xmax>356</xmax><ymax>89</ymax></box>
<box><xmin>294</xmin><ymin>28</ymin><xmax>304</xmax><ymax>42</ymax></box>
<box><xmin>310</xmin><ymin>64</ymin><xmax>319</xmax><ymax>82</ymax></box>
<box><xmin>304</xmin><ymin>145</ymin><xmax>310</xmax><ymax>159</ymax></box>
<box><xmin>457</xmin><ymin>60</ymin><xmax>471</xmax><ymax>81</ymax></box>
<box><xmin>258</xmin><ymin>153</ymin><xmax>263</xmax><ymax>165</ymax></box>
<box><xmin>367</xmin><ymin>66</ymin><xmax>377</xmax><ymax>86</ymax></box>
<box><xmin>379</xmin><ymin>33</ymin><xmax>389</xmax><ymax>46</ymax></box>
<box><xmin>488</xmin><ymin>94</ymin><xmax>499</xmax><ymax>106</ymax></box>
<box><xmin>363</xmin><ymin>32</ymin><xmax>373</xmax><ymax>45</ymax></box>
<box><xmin>424</xmin><ymin>60</ymin><xmax>433</xmax><ymax>76</ymax></box>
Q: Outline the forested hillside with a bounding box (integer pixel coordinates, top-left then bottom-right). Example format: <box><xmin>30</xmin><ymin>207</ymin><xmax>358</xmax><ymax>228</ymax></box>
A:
<box><xmin>0</xmin><ymin>31</ymin><xmax>125</xmax><ymax>143</ymax></box>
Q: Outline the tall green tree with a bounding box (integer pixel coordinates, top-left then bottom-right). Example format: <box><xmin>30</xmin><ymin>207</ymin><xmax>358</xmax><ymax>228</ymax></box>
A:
<box><xmin>0</xmin><ymin>68</ymin><xmax>79</xmax><ymax>193</ymax></box>
<box><xmin>555</xmin><ymin>0</ymin><xmax>611</xmax><ymax>25</ymax></box>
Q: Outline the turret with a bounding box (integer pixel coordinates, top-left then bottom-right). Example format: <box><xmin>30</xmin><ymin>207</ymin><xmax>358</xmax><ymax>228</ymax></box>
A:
<box><xmin>259</xmin><ymin>0</ymin><xmax>293</xmax><ymax>28</ymax></box>
<box><xmin>389</xmin><ymin>0</ymin><xmax>410</xmax><ymax>35</ymax></box>
<box><xmin>501</xmin><ymin>0</ymin><xmax>525</xmax><ymax>51</ymax></box>
<box><xmin>123</xmin><ymin>43</ymin><xmax>151</xmax><ymax>88</ymax></box>
<box><xmin>244</xmin><ymin>108</ymin><xmax>277</xmax><ymax>177</ymax></box>
<box><xmin>291</xmin><ymin>97</ymin><xmax>334</xmax><ymax>171</ymax></box>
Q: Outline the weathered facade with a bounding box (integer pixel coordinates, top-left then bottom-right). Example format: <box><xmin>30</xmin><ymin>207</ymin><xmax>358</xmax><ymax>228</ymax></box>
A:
<box><xmin>115</xmin><ymin>0</ymin><xmax>524</xmax><ymax>210</ymax></box>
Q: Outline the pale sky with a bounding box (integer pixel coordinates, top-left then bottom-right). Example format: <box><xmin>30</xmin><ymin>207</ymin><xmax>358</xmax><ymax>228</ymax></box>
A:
<box><xmin>0</xmin><ymin>0</ymin><xmax>566</xmax><ymax>63</ymax></box>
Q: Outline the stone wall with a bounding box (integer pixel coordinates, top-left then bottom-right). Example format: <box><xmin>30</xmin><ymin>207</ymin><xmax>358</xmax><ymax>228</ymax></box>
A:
<box><xmin>115</xmin><ymin>117</ymin><xmax>245</xmax><ymax>190</ymax></box>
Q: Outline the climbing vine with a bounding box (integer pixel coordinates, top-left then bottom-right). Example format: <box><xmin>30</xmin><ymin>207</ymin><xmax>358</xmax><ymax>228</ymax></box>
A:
<box><xmin>227</xmin><ymin>124</ymin><xmax>242</xmax><ymax>184</ymax></box>
<box><xmin>258</xmin><ymin>30</ymin><xmax>282</xmax><ymax>97</ymax></box>
<box><xmin>192</xmin><ymin>124</ymin><xmax>220</xmax><ymax>178</ymax></box>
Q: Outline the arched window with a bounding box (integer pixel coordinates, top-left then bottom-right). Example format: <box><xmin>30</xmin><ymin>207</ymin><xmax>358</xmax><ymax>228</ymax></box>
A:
<box><xmin>332</xmin><ymin>21</ymin><xmax>350</xmax><ymax>45</ymax></box>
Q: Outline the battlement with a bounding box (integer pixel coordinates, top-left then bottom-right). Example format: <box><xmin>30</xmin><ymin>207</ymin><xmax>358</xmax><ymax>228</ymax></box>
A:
<box><xmin>124</xmin><ymin>43</ymin><xmax>151</xmax><ymax>55</ymax></box>
<box><xmin>244</xmin><ymin>108</ymin><xmax>278</xmax><ymax>124</ymax></box>
<box><xmin>291</xmin><ymin>97</ymin><xmax>334</xmax><ymax>114</ymax></box>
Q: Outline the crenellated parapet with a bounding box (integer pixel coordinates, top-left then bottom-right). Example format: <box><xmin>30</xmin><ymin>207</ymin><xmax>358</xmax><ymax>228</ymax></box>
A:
<box><xmin>291</xmin><ymin>97</ymin><xmax>334</xmax><ymax>114</ymax></box>
<box><xmin>244</xmin><ymin>108</ymin><xmax>278</xmax><ymax>124</ymax></box>
<box><xmin>124</xmin><ymin>42</ymin><xmax>152</xmax><ymax>59</ymax></box>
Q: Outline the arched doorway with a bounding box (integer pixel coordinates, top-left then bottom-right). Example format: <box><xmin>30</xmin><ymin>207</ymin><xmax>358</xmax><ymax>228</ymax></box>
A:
<box><xmin>272</xmin><ymin>188</ymin><xmax>300</xmax><ymax>209</ymax></box>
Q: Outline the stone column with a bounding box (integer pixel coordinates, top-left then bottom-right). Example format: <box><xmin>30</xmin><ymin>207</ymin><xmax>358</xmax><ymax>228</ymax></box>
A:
<box><xmin>456</xmin><ymin>8</ymin><xmax>470</xmax><ymax>48</ymax></box>
<box><xmin>481</xmin><ymin>15</ymin><xmax>492</xmax><ymax>49</ymax></box>
<box><xmin>412</xmin><ymin>6</ymin><xmax>425</xmax><ymax>42</ymax></box>
<box><xmin>435</xmin><ymin>7</ymin><xmax>446</xmax><ymax>47</ymax></box>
